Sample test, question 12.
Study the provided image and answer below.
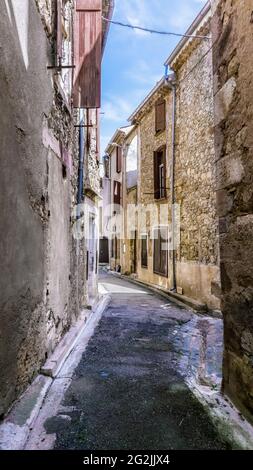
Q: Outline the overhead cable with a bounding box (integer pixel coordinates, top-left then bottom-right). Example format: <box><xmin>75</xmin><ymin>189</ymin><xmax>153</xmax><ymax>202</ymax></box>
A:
<box><xmin>102</xmin><ymin>17</ymin><xmax>211</xmax><ymax>40</ymax></box>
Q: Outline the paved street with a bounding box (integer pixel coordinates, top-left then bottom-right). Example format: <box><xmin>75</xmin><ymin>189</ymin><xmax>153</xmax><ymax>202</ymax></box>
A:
<box><xmin>31</xmin><ymin>271</ymin><xmax>228</xmax><ymax>450</ymax></box>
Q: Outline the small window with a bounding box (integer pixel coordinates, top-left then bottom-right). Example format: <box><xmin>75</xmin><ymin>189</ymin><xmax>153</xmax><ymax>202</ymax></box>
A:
<box><xmin>155</xmin><ymin>99</ymin><xmax>166</xmax><ymax>133</ymax></box>
<box><xmin>113</xmin><ymin>181</ymin><xmax>121</xmax><ymax>205</ymax></box>
<box><xmin>153</xmin><ymin>227</ymin><xmax>168</xmax><ymax>277</ymax></box>
<box><xmin>154</xmin><ymin>147</ymin><xmax>166</xmax><ymax>199</ymax></box>
<box><xmin>104</xmin><ymin>157</ymin><xmax>110</xmax><ymax>178</ymax></box>
<box><xmin>116</xmin><ymin>146</ymin><xmax>122</xmax><ymax>173</ymax></box>
<box><xmin>62</xmin><ymin>164</ymin><xmax>67</xmax><ymax>179</ymax></box>
<box><xmin>141</xmin><ymin>235</ymin><xmax>148</xmax><ymax>268</ymax></box>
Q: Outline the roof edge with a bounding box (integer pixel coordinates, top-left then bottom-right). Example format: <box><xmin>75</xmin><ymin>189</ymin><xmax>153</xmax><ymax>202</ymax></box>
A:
<box><xmin>164</xmin><ymin>1</ymin><xmax>211</xmax><ymax>67</ymax></box>
<box><xmin>102</xmin><ymin>0</ymin><xmax>114</xmax><ymax>55</ymax></box>
<box><xmin>128</xmin><ymin>77</ymin><xmax>166</xmax><ymax>123</ymax></box>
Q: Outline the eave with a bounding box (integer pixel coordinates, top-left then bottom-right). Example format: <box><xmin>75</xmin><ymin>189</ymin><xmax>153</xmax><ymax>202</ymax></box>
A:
<box><xmin>164</xmin><ymin>1</ymin><xmax>211</xmax><ymax>70</ymax></box>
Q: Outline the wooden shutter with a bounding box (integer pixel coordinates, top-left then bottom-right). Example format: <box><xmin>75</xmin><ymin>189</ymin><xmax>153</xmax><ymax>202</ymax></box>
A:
<box><xmin>160</xmin><ymin>226</ymin><xmax>168</xmax><ymax>276</ymax></box>
<box><xmin>155</xmin><ymin>99</ymin><xmax>166</xmax><ymax>133</ymax></box>
<box><xmin>153</xmin><ymin>227</ymin><xmax>168</xmax><ymax>276</ymax></box>
<box><xmin>116</xmin><ymin>146</ymin><xmax>122</xmax><ymax>173</ymax></box>
<box><xmin>153</xmin><ymin>229</ymin><xmax>160</xmax><ymax>274</ymax></box>
<box><xmin>141</xmin><ymin>235</ymin><xmax>148</xmax><ymax>268</ymax></box>
<box><xmin>56</xmin><ymin>0</ymin><xmax>63</xmax><ymax>64</ymax></box>
<box><xmin>73</xmin><ymin>0</ymin><xmax>102</xmax><ymax>108</ymax></box>
<box><xmin>161</xmin><ymin>147</ymin><xmax>167</xmax><ymax>198</ymax></box>
<box><xmin>113</xmin><ymin>181</ymin><xmax>121</xmax><ymax>205</ymax></box>
<box><xmin>154</xmin><ymin>151</ymin><xmax>159</xmax><ymax>199</ymax></box>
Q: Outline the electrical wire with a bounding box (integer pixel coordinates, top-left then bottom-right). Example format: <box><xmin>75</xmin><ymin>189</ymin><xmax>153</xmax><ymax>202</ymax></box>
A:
<box><xmin>102</xmin><ymin>16</ymin><xmax>211</xmax><ymax>40</ymax></box>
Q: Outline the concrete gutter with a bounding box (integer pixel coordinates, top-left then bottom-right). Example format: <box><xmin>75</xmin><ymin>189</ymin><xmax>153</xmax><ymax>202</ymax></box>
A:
<box><xmin>0</xmin><ymin>291</ymin><xmax>111</xmax><ymax>450</ymax></box>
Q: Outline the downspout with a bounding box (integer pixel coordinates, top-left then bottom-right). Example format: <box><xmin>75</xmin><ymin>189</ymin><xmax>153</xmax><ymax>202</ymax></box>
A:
<box><xmin>165</xmin><ymin>68</ymin><xmax>177</xmax><ymax>292</ymax></box>
<box><xmin>77</xmin><ymin>111</ymin><xmax>85</xmax><ymax>218</ymax></box>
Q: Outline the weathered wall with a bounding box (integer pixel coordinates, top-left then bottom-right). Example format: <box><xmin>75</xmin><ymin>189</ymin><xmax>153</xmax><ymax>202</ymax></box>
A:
<box><xmin>136</xmin><ymin>89</ymin><xmax>173</xmax><ymax>290</ymax></box>
<box><xmin>211</xmin><ymin>0</ymin><xmax>253</xmax><ymax>422</ymax></box>
<box><xmin>121</xmin><ymin>186</ymin><xmax>137</xmax><ymax>275</ymax></box>
<box><xmin>0</xmin><ymin>0</ymin><xmax>80</xmax><ymax>416</ymax></box>
<box><xmin>172</xmin><ymin>18</ymin><xmax>220</xmax><ymax>310</ymax></box>
<box><xmin>108</xmin><ymin>137</ymin><xmax>123</xmax><ymax>271</ymax></box>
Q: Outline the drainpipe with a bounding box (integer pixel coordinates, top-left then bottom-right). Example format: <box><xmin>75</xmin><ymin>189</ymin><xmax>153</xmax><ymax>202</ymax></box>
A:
<box><xmin>165</xmin><ymin>69</ymin><xmax>177</xmax><ymax>292</ymax></box>
<box><xmin>77</xmin><ymin>111</ymin><xmax>85</xmax><ymax>218</ymax></box>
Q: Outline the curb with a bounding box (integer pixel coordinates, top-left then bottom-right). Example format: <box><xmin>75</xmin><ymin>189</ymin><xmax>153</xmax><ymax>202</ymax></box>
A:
<box><xmin>0</xmin><ymin>293</ymin><xmax>111</xmax><ymax>450</ymax></box>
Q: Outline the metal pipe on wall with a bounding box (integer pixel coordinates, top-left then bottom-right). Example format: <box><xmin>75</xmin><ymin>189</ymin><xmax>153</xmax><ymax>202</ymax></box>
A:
<box><xmin>165</xmin><ymin>71</ymin><xmax>177</xmax><ymax>291</ymax></box>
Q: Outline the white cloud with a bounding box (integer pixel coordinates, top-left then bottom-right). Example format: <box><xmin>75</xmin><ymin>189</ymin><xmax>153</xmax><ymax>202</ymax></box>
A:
<box><xmin>124</xmin><ymin>59</ymin><xmax>162</xmax><ymax>86</ymax></box>
<box><xmin>102</xmin><ymin>96</ymin><xmax>133</xmax><ymax>122</ymax></box>
<box><xmin>114</xmin><ymin>0</ymin><xmax>208</xmax><ymax>34</ymax></box>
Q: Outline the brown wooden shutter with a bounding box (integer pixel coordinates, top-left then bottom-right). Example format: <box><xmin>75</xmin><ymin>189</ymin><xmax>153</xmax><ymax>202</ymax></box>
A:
<box><xmin>96</xmin><ymin>109</ymin><xmax>100</xmax><ymax>162</ymax></box>
<box><xmin>141</xmin><ymin>235</ymin><xmax>148</xmax><ymax>268</ymax></box>
<box><xmin>160</xmin><ymin>226</ymin><xmax>168</xmax><ymax>276</ymax></box>
<box><xmin>56</xmin><ymin>0</ymin><xmax>63</xmax><ymax>64</ymax></box>
<box><xmin>153</xmin><ymin>227</ymin><xmax>168</xmax><ymax>276</ymax></box>
<box><xmin>73</xmin><ymin>0</ymin><xmax>102</xmax><ymax>108</ymax></box>
<box><xmin>116</xmin><ymin>146</ymin><xmax>122</xmax><ymax>173</ymax></box>
<box><xmin>162</xmin><ymin>147</ymin><xmax>167</xmax><ymax>198</ymax></box>
<box><xmin>155</xmin><ymin>99</ymin><xmax>166</xmax><ymax>133</ymax></box>
<box><xmin>113</xmin><ymin>181</ymin><xmax>121</xmax><ymax>205</ymax></box>
<box><xmin>153</xmin><ymin>229</ymin><xmax>160</xmax><ymax>274</ymax></box>
<box><xmin>153</xmin><ymin>151</ymin><xmax>159</xmax><ymax>199</ymax></box>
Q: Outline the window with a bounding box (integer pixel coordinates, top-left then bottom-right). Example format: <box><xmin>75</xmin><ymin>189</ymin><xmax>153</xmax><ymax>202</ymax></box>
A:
<box><xmin>153</xmin><ymin>227</ymin><xmax>168</xmax><ymax>277</ymax></box>
<box><xmin>104</xmin><ymin>158</ymin><xmax>110</xmax><ymax>178</ymax></box>
<box><xmin>113</xmin><ymin>181</ymin><xmax>121</xmax><ymax>205</ymax></box>
<box><xmin>155</xmin><ymin>99</ymin><xmax>166</xmax><ymax>133</ymax></box>
<box><xmin>154</xmin><ymin>147</ymin><xmax>166</xmax><ymax>199</ymax></box>
<box><xmin>116</xmin><ymin>146</ymin><xmax>122</xmax><ymax>173</ymax></box>
<box><xmin>111</xmin><ymin>236</ymin><xmax>119</xmax><ymax>260</ymax></box>
<box><xmin>141</xmin><ymin>235</ymin><xmax>148</xmax><ymax>268</ymax></box>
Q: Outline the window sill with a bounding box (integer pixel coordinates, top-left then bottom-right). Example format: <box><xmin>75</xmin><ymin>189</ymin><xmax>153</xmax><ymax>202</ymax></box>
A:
<box><xmin>153</xmin><ymin>270</ymin><xmax>168</xmax><ymax>278</ymax></box>
<box><xmin>155</xmin><ymin>129</ymin><xmax>165</xmax><ymax>136</ymax></box>
<box><xmin>154</xmin><ymin>197</ymin><xmax>168</xmax><ymax>202</ymax></box>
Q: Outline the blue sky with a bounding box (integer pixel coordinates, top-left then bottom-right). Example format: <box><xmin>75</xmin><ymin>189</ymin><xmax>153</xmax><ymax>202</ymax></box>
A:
<box><xmin>101</xmin><ymin>0</ymin><xmax>207</xmax><ymax>154</ymax></box>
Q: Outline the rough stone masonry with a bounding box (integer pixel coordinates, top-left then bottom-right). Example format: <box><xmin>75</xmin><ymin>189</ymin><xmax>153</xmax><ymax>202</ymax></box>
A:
<box><xmin>212</xmin><ymin>0</ymin><xmax>253</xmax><ymax>424</ymax></box>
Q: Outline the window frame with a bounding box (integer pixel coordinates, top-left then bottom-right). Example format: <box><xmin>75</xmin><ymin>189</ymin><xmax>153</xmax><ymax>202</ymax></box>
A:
<box><xmin>154</xmin><ymin>146</ymin><xmax>167</xmax><ymax>200</ymax></box>
<box><xmin>116</xmin><ymin>146</ymin><xmax>122</xmax><ymax>173</ymax></box>
<box><xmin>141</xmin><ymin>233</ymin><xmax>148</xmax><ymax>268</ymax></box>
<box><xmin>153</xmin><ymin>226</ymin><xmax>168</xmax><ymax>277</ymax></box>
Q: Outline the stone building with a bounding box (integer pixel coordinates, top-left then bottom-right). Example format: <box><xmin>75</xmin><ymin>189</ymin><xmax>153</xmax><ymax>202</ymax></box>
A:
<box><xmin>0</xmin><ymin>0</ymin><xmax>113</xmax><ymax>417</ymax></box>
<box><xmin>128</xmin><ymin>79</ymin><xmax>172</xmax><ymax>288</ymax></box>
<box><xmin>211</xmin><ymin>0</ymin><xmax>253</xmax><ymax>423</ymax></box>
<box><xmin>103</xmin><ymin>128</ymin><xmax>125</xmax><ymax>271</ymax></box>
<box><xmin>101</xmin><ymin>125</ymin><xmax>138</xmax><ymax>273</ymax></box>
<box><xmin>124</xmin><ymin>1</ymin><xmax>220</xmax><ymax>311</ymax></box>
<box><xmin>120</xmin><ymin>126</ymin><xmax>138</xmax><ymax>275</ymax></box>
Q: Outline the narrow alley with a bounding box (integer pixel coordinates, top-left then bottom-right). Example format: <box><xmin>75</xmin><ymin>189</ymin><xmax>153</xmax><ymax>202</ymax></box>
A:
<box><xmin>25</xmin><ymin>272</ymin><xmax>230</xmax><ymax>450</ymax></box>
<box><xmin>1</xmin><ymin>0</ymin><xmax>253</xmax><ymax>461</ymax></box>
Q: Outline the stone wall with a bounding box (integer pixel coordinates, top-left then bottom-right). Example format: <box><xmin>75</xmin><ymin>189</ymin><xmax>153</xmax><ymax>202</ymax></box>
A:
<box><xmin>0</xmin><ymin>0</ymin><xmax>82</xmax><ymax>416</ymax></box>
<box><xmin>172</xmin><ymin>18</ymin><xmax>220</xmax><ymax>310</ymax></box>
<box><xmin>211</xmin><ymin>0</ymin><xmax>253</xmax><ymax>423</ymax></box>
<box><xmin>136</xmin><ymin>89</ymin><xmax>173</xmax><ymax>290</ymax></box>
<box><xmin>133</xmin><ymin>55</ymin><xmax>219</xmax><ymax>309</ymax></box>
<box><xmin>121</xmin><ymin>186</ymin><xmax>137</xmax><ymax>275</ymax></box>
